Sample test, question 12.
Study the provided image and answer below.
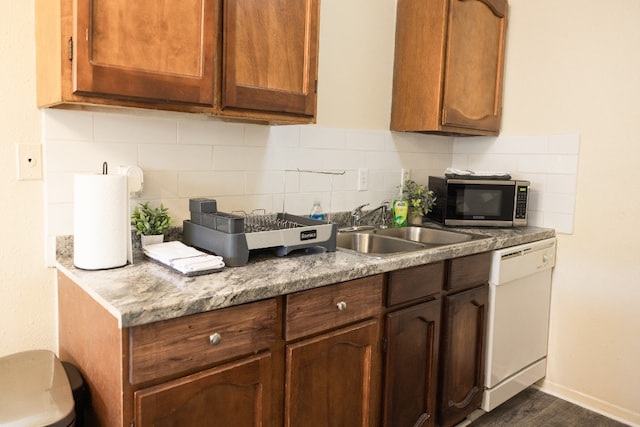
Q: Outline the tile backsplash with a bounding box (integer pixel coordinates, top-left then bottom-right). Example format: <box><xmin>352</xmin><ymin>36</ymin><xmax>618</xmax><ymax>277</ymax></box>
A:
<box><xmin>452</xmin><ymin>134</ymin><xmax>579</xmax><ymax>235</ymax></box>
<box><xmin>42</xmin><ymin>109</ymin><xmax>578</xmax><ymax>265</ymax></box>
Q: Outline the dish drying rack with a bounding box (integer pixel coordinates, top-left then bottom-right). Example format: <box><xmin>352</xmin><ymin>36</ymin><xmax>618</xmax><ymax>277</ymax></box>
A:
<box><xmin>183</xmin><ymin>199</ymin><xmax>337</xmax><ymax>267</ymax></box>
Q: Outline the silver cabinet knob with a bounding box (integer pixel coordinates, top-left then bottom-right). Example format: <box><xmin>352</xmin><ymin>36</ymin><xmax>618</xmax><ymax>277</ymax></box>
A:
<box><xmin>209</xmin><ymin>332</ymin><xmax>222</xmax><ymax>345</ymax></box>
<box><xmin>336</xmin><ymin>301</ymin><xmax>347</xmax><ymax>311</ymax></box>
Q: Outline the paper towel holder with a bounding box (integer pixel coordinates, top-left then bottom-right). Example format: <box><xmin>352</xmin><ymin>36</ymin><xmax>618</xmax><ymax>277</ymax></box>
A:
<box><xmin>118</xmin><ymin>165</ymin><xmax>144</xmax><ymax>198</ymax></box>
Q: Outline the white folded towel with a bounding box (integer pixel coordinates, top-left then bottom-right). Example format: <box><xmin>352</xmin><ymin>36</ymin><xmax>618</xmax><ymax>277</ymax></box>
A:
<box><xmin>143</xmin><ymin>241</ymin><xmax>225</xmax><ymax>274</ymax></box>
<box><xmin>444</xmin><ymin>168</ymin><xmax>511</xmax><ymax>179</ymax></box>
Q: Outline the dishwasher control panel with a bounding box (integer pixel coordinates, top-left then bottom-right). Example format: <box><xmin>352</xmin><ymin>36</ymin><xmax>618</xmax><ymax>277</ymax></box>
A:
<box><xmin>490</xmin><ymin>238</ymin><xmax>556</xmax><ymax>285</ymax></box>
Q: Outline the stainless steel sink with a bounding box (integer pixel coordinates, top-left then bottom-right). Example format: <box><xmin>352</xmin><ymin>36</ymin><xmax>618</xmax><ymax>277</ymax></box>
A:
<box><xmin>374</xmin><ymin>226</ymin><xmax>475</xmax><ymax>245</ymax></box>
<box><xmin>336</xmin><ymin>225</ymin><xmax>487</xmax><ymax>256</ymax></box>
<box><xmin>336</xmin><ymin>232</ymin><xmax>425</xmax><ymax>255</ymax></box>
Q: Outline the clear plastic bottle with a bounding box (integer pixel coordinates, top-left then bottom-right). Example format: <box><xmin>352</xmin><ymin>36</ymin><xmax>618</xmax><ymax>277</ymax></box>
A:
<box><xmin>392</xmin><ymin>186</ymin><xmax>408</xmax><ymax>227</ymax></box>
<box><xmin>309</xmin><ymin>200</ymin><xmax>325</xmax><ymax>221</ymax></box>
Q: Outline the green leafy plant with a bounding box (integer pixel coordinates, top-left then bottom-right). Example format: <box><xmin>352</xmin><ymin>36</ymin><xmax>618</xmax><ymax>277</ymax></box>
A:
<box><xmin>131</xmin><ymin>202</ymin><xmax>173</xmax><ymax>236</ymax></box>
<box><xmin>402</xmin><ymin>179</ymin><xmax>436</xmax><ymax>216</ymax></box>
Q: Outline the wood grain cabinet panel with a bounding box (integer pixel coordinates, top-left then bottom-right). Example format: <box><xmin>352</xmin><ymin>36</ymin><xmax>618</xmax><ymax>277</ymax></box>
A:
<box><xmin>135</xmin><ymin>353</ymin><xmax>272</xmax><ymax>427</ymax></box>
<box><xmin>439</xmin><ymin>285</ymin><xmax>489</xmax><ymax>427</ymax></box>
<box><xmin>129</xmin><ymin>298</ymin><xmax>277</xmax><ymax>384</ymax></box>
<box><xmin>391</xmin><ymin>0</ymin><xmax>508</xmax><ymax>135</ymax></box>
<box><xmin>441</xmin><ymin>0</ymin><xmax>507</xmax><ymax>133</ymax></box>
<box><xmin>284</xmin><ymin>275</ymin><xmax>384</xmax><ymax>427</ymax></box>
<box><xmin>447</xmin><ymin>251</ymin><xmax>491</xmax><ymax>292</ymax></box>
<box><xmin>383</xmin><ymin>299</ymin><xmax>441</xmax><ymax>427</ymax></box>
<box><xmin>222</xmin><ymin>0</ymin><xmax>319</xmax><ymax>117</ymax></box>
<box><xmin>285</xmin><ymin>275</ymin><xmax>383</xmax><ymax>341</ymax></box>
<box><xmin>387</xmin><ymin>262</ymin><xmax>444</xmax><ymax>307</ymax></box>
<box><xmin>285</xmin><ymin>320</ymin><xmax>380</xmax><ymax>427</ymax></box>
<box><xmin>73</xmin><ymin>0</ymin><xmax>217</xmax><ymax>105</ymax></box>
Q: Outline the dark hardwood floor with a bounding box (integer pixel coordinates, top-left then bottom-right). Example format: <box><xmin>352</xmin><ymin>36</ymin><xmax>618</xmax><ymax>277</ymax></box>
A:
<box><xmin>469</xmin><ymin>388</ymin><xmax>630</xmax><ymax>427</ymax></box>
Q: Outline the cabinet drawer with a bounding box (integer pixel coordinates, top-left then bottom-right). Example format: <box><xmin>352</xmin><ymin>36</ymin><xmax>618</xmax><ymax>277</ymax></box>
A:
<box><xmin>447</xmin><ymin>252</ymin><xmax>491</xmax><ymax>292</ymax></box>
<box><xmin>387</xmin><ymin>262</ymin><xmax>444</xmax><ymax>307</ymax></box>
<box><xmin>130</xmin><ymin>299</ymin><xmax>277</xmax><ymax>384</ymax></box>
<box><xmin>285</xmin><ymin>275</ymin><xmax>383</xmax><ymax>341</ymax></box>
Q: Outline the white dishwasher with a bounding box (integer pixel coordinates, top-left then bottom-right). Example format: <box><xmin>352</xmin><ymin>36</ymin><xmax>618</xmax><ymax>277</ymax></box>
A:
<box><xmin>482</xmin><ymin>237</ymin><xmax>556</xmax><ymax>411</ymax></box>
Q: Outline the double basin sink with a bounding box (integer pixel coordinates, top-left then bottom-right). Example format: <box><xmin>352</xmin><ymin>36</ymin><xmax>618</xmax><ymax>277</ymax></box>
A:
<box><xmin>336</xmin><ymin>226</ymin><xmax>485</xmax><ymax>256</ymax></box>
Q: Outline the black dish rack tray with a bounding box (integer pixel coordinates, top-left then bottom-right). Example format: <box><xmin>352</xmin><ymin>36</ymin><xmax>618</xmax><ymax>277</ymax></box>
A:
<box><xmin>183</xmin><ymin>202</ymin><xmax>337</xmax><ymax>267</ymax></box>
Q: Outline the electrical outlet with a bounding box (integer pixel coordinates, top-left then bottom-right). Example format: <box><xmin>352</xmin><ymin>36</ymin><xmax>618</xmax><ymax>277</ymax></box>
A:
<box><xmin>16</xmin><ymin>144</ymin><xmax>42</xmax><ymax>181</ymax></box>
<box><xmin>401</xmin><ymin>168</ymin><xmax>411</xmax><ymax>185</ymax></box>
<box><xmin>357</xmin><ymin>168</ymin><xmax>369</xmax><ymax>191</ymax></box>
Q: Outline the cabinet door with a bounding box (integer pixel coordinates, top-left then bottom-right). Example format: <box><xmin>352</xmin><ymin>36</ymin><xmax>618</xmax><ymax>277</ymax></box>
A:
<box><xmin>134</xmin><ymin>353</ymin><xmax>271</xmax><ymax>427</ymax></box>
<box><xmin>439</xmin><ymin>285</ymin><xmax>489</xmax><ymax>427</ymax></box>
<box><xmin>383</xmin><ymin>299</ymin><xmax>441</xmax><ymax>427</ymax></box>
<box><xmin>73</xmin><ymin>0</ymin><xmax>217</xmax><ymax>105</ymax></box>
<box><xmin>441</xmin><ymin>0</ymin><xmax>507</xmax><ymax>133</ymax></box>
<box><xmin>285</xmin><ymin>320</ymin><xmax>380</xmax><ymax>427</ymax></box>
<box><xmin>222</xmin><ymin>0</ymin><xmax>319</xmax><ymax>116</ymax></box>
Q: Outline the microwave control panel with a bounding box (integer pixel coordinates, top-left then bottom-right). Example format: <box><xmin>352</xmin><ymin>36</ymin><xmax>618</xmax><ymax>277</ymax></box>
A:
<box><xmin>515</xmin><ymin>183</ymin><xmax>529</xmax><ymax>220</ymax></box>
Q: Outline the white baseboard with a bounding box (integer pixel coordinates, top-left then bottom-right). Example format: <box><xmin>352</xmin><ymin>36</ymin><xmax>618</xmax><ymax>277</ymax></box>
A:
<box><xmin>538</xmin><ymin>379</ymin><xmax>640</xmax><ymax>427</ymax></box>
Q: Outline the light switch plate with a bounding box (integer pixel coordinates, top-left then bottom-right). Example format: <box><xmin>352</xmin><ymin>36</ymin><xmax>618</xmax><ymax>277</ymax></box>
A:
<box><xmin>17</xmin><ymin>144</ymin><xmax>43</xmax><ymax>180</ymax></box>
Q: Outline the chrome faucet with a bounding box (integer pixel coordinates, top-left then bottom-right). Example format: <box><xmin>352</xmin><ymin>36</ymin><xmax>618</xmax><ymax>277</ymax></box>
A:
<box><xmin>351</xmin><ymin>201</ymin><xmax>390</xmax><ymax>228</ymax></box>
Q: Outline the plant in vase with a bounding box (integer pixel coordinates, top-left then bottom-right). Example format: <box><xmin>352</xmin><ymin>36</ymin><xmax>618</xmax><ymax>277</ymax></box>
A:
<box><xmin>402</xmin><ymin>179</ymin><xmax>436</xmax><ymax>225</ymax></box>
<box><xmin>131</xmin><ymin>202</ymin><xmax>173</xmax><ymax>246</ymax></box>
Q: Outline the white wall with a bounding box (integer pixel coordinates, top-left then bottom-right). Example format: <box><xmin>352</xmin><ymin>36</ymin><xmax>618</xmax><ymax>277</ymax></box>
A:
<box><xmin>502</xmin><ymin>1</ymin><xmax>640</xmax><ymax>424</ymax></box>
<box><xmin>2</xmin><ymin>0</ymin><xmax>639</xmax><ymax>425</ymax></box>
<box><xmin>0</xmin><ymin>3</ymin><xmax>57</xmax><ymax>354</ymax></box>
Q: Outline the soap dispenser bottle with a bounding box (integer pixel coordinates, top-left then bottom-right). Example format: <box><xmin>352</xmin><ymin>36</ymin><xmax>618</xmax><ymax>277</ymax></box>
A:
<box><xmin>309</xmin><ymin>200</ymin><xmax>325</xmax><ymax>221</ymax></box>
<box><xmin>392</xmin><ymin>188</ymin><xmax>408</xmax><ymax>227</ymax></box>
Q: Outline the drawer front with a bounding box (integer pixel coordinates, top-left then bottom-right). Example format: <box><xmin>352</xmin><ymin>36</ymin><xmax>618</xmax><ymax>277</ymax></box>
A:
<box><xmin>387</xmin><ymin>261</ymin><xmax>444</xmax><ymax>307</ymax></box>
<box><xmin>130</xmin><ymin>298</ymin><xmax>277</xmax><ymax>384</ymax></box>
<box><xmin>447</xmin><ymin>251</ymin><xmax>491</xmax><ymax>292</ymax></box>
<box><xmin>285</xmin><ymin>275</ymin><xmax>383</xmax><ymax>341</ymax></box>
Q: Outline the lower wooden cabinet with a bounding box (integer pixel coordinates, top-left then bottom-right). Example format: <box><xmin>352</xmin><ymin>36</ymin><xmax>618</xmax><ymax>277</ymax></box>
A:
<box><xmin>438</xmin><ymin>285</ymin><xmax>489</xmax><ymax>427</ymax></box>
<box><xmin>383</xmin><ymin>299</ymin><xmax>441</xmax><ymax>427</ymax></box>
<box><xmin>285</xmin><ymin>320</ymin><xmax>380</xmax><ymax>427</ymax></box>
<box><xmin>382</xmin><ymin>254</ymin><xmax>490</xmax><ymax>427</ymax></box>
<box><xmin>284</xmin><ymin>275</ymin><xmax>383</xmax><ymax>427</ymax></box>
<box><xmin>134</xmin><ymin>353</ymin><xmax>272</xmax><ymax>426</ymax></box>
<box><xmin>58</xmin><ymin>251</ymin><xmax>492</xmax><ymax>427</ymax></box>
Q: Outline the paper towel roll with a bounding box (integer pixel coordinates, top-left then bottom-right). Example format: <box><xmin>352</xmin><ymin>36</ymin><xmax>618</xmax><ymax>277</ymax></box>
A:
<box><xmin>74</xmin><ymin>173</ymin><xmax>128</xmax><ymax>270</ymax></box>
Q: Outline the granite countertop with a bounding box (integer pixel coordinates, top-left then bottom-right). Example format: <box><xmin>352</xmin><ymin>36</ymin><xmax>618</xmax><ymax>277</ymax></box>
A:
<box><xmin>56</xmin><ymin>224</ymin><xmax>555</xmax><ymax>329</ymax></box>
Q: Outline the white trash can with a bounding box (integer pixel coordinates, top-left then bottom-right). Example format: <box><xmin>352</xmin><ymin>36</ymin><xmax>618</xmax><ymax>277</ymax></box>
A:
<box><xmin>0</xmin><ymin>350</ymin><xmax>75</xmax><ymax>427</ymax></box>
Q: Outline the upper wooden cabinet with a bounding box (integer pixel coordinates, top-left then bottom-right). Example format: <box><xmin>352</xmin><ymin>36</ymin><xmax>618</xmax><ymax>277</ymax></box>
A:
<box><xmin>35</xmin><ymin>0</ymin><xmax>320</xmax><ymax>124</ymax></box>
<box><xmin>73</xmin><ymin>0</ymin><xmax>217</xmax><ymax>106</ymax></box>
<box><xmin>221</xmin><ymin>0</ymin><xmax>319</xmax><ymax>117</ymax></box>
<box><xmin>391</xmin><ymin>0</ymin><xmax>508</xmax><ymax>136</ymax></box>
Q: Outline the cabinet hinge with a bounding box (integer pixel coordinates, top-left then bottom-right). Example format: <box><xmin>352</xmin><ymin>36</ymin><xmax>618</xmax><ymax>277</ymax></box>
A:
<box><xmin>381</xmin><ymin>338</ymin><xmax>387</xmax><ymax>353</ymax></box>
<box><xmin>67</xmin><ymin>37</ymin><xmax>73</xmax><ymax>61</ymax></box>
<box><xmin>314</xmin><ymin>79</ymin><xmax>318</xmax><ymax>94</ymax></box>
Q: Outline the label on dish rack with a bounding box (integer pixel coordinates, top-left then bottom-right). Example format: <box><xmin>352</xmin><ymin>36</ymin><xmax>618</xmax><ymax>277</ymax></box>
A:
<box><xmin>300</xmin><ymin>229</ymin><xmax>318</xmax><ymax>241</ymax></box>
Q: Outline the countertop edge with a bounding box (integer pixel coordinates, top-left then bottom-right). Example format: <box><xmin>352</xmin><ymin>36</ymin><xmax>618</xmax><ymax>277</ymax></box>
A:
<box><xmin>56</xmin><ymin>226</ymin><xmax>555</xmax><ymax>328</ymax></box>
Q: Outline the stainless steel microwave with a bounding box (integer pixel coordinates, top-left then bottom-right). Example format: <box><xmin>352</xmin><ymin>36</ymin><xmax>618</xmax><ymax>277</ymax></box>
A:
<box><xmin>427</xmin><ymin>176</ymin><xmax>530</xmax><ymax>227</ymax></box>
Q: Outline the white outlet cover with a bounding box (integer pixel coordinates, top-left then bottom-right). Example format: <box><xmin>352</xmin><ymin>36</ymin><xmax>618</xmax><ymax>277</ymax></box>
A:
<box><xmin>358</xmin><ymin>168</ymin><xmax>369</xmax><ymax>191</ymax></box>
<box><xmin>401</xmin><ymin>168</ymin><xmax>411</xmax><ymax>184</ymax></box>
<box><xmin>16</xmin><ymin>144</ymin><xmax>43</xmax><ymax>180</ymax></box>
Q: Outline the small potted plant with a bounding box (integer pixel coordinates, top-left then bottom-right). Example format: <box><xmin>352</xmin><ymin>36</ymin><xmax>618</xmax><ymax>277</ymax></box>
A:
<box><xmin>131</xmin><ymin>201</ymin><xmax>173</xmax><ymax>246</ymax></box>
<box><xmin>402</xmin><ymin>179</ymin><xmax>436</xmax><ymax>225</ymax></box>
